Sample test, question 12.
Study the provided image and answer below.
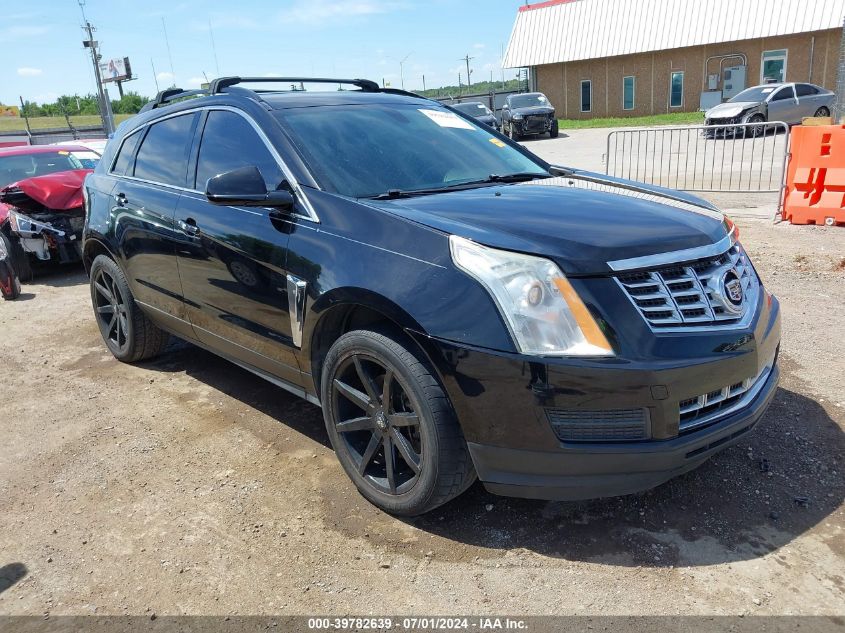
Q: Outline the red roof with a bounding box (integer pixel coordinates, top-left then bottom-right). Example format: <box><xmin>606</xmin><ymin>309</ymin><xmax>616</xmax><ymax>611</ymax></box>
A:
<box><xmin>0</xmin><ymin>144</ymin><xmax>89</xmax><ymax>157</ymax></box>
<box><xmin>518</xmin><ymin>0</ymin><xmax>578</xmax><ymax>11</ymax></box>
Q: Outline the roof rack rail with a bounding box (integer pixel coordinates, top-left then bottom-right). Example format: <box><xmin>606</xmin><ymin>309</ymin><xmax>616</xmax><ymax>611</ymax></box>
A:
<box><xmin>209</xmin><ymin>76</ymin><xmax>381</xmax><ymax>94</ymax></box>
<box><xmin>140</xmin><ymin>87</ymin><xmax>210</xmax><ymax>112</ymax></box>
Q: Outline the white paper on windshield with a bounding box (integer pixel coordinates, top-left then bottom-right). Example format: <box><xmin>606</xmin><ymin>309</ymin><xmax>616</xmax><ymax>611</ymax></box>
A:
<box><xmin>419</xmin><ymin>109</ymin><xmax>475</xmax><ymax>130</ymax></box>
<box><xmin>761</xmin><ymin>88</ymin><xmax>774</xmax><ymax>94</ymax></box>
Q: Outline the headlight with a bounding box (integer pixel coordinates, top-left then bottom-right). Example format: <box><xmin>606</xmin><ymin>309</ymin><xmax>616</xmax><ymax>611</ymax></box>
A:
<box><xmin>512</xmin><ymin>113</ymin><xmax>524</xmax><ymax>120</ymax></box>
<box><xmin>450</xmin><ymin>236</ymin><xmax>614</xmax><ymax>357</ymax></box>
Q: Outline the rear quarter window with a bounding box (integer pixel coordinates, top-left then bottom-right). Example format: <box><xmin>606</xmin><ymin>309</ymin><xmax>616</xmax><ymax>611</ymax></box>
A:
<box><xmin>111</xmin><ymin>131</ymin><xmax>142</xmax><ymax>176</ymax></box>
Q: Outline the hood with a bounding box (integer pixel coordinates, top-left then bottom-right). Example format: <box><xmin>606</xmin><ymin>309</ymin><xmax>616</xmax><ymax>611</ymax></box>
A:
<box><xmin>0</xmin><ymin>169</ymin><xmax>92</xmax><ymax>215</ymax></box>
<box><xmin>512</xmin><ymin>106</ymin><xmax>555</xmax><ymax>116</ymax></box>
<box><xmin>705</xmin><ymin>101</ymin><xmax>759</xmax><ymax>119</ymax></box>
<box><xmin>366</xmin><ymin>174</ymin><xmax>727</xmax><ymax>275</ymax></box>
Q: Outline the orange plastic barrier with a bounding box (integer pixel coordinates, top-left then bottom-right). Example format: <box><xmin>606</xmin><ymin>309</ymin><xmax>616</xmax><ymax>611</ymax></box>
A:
<box><xmin>782</xmin><ymin>124</ymin><xmax>845</xmax><ymax>226</ymax></box>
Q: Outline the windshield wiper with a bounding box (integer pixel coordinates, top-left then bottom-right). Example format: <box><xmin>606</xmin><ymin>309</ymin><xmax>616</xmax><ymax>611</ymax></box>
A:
<box><xmin>365</xmin><ymin>172</ymin><xmax>552</xmax><ymax>200</ymax></box>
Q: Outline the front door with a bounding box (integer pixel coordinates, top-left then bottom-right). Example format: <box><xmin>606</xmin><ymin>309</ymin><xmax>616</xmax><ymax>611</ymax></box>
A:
<box><xmin>767</xmin><ymin>85</ymin><xmax>799</xmax><ymax>124</ymax></box>
<box><xmin>176</xmin><ymin>108</ymin><xmax>301</xmax><ymax>385</ymax></box>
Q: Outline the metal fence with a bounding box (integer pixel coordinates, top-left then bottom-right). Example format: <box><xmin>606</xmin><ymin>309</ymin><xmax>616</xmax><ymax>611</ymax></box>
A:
<box><xmin>605</xmin><ymin>122</ymin><xmax>791</xmax><ymax>194</ymax></box>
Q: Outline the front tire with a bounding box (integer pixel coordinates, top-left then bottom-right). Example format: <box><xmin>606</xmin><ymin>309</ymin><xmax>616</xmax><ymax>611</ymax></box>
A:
<box><xmin>507</xmin><ymin>122</ymin><xmax>520</xmax><ymax>141</ymax></box>
<box><xmin>550</xmin><ymin>119</ymin><xmax>559</xmax><ymax>138</ymax></box>
<box><xmin>89</xmin><ymin>255</ymin><xmax>169</xmax><ymax>362</ymax></box>
<box><xmin>1</xmin><ymin>231</ymin><xmax>33</xmax><ymax>282</ymax></box>
<box><xmin>321</xmin><ymin>329</ymin><xmax>475</xmax><ymax>516</ymax></box>
<box><xmin>746</xmin><ymin>113</ymin><xmax>767</xmax><ymax>138</ymax></box>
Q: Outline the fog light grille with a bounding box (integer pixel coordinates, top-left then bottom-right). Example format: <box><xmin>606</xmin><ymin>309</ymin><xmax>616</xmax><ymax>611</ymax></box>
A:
<box><xmin>546</xmin><ymin>408</ymin><xmax>649</xmax><ymax>442</ymax></box>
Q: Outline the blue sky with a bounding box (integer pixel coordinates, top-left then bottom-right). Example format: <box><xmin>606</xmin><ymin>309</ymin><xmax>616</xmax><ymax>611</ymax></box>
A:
<box><xmin>2</xmin><ymin>0</ymin><xmax>527</xmax><ymax>105</ymax></box>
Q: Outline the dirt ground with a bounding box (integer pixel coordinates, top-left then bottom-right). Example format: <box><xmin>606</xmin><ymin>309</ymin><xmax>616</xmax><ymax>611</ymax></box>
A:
<box><xmin>0</xmin><ymin>216</ymin><xmax>843</xmax><ymax>618</ymax></box>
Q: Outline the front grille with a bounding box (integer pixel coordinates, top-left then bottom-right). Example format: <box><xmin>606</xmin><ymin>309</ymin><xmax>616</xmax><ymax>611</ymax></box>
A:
<box><xmin>547</xmin><ymin>407</ymin><xmax>649</xmax><ymax>442</ymax></box>
<box><xmin>679</xmin><ymin>363</ymin><xmax>772</xmax><ymax>433</ymax></box>
<box><xmin>524</xmin><ymin>115</ymin><xmax>548</xmax><ymax>131</ymax></box>
<box><xmin>616</xmin><ymin>243</ymin><xmax>758</xmax><ymax>329</ymax></box>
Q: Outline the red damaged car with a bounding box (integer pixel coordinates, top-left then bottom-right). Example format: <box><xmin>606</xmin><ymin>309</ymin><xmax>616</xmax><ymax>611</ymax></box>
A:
<box><xmin>0</xmin><ymin>146</ymin><xmax>96</xmax><ymax>288</ymax></box>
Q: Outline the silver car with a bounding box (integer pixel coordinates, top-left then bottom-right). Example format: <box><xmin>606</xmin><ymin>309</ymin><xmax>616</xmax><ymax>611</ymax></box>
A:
<box><xmin>704</xmin><ymin>82</ymin><xmax>834</xmax><ymax>137</ymax></box>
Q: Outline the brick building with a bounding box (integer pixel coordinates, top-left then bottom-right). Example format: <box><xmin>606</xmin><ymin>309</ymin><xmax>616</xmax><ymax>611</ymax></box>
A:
<box><xmin>503</xmin><ymin>0</ymin><xmax>845</xmax><ymax>118</ymax></box>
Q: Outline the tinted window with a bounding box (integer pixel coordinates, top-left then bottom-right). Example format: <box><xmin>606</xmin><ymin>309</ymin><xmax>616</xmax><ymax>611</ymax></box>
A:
<box><xmin>134</xmin><ymin>113</ymin><xmax>198</xmax><ymax>187</ymax></box>
<box><xmin>796</xmin><ymin>84</ymin><xmax>820</xmax><ymax>97</ymax></box>
<box><xmin>195</xmin><ymin>110</ymin><xmax>283</xmax><ymax>190</ymax></box>
<box><xmin>670</xmin><ymin>72</ymin><xmax>684</xmax><ymax>107</ymax></box>
<box><xmin>274</xmin><ymin>104</ymin><xmax>547</xmax><ymax>198</ymax></box>
<box><xmin>623</xmin><ymin>76</ymin><xmax>635</xmax><ymax>110</ymax></box>
<box><xmin>111</xmin><ymin>131</ymin><xmax>141</xmax><ymax>175</ymax></box>
<box><xmin>771</xmin><ymin>86</ymin><xmax>795</xmax><ymax>101</ymax></box>
<box><xmin>580</xmin><ymin>81</ymin><xmax>591</xmax><ymax>112</ymax></box>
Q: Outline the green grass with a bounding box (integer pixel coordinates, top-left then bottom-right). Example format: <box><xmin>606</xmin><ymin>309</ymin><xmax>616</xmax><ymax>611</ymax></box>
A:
<box><xmin>0</xmin><ymin>114</ymin><xmax>134</xmax><ymax>133</ymax></box>
<box><xmin>557</xmin><ymin>112</ymin><xmax>705</xmax><ymax>130</ymax></box>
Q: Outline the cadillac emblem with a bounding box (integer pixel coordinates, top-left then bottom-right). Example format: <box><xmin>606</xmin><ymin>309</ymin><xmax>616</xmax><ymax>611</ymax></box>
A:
<box><xmin>720</xmin><ymin>268</ymin><xmax>744</xmax><ymax>313</ymax></box>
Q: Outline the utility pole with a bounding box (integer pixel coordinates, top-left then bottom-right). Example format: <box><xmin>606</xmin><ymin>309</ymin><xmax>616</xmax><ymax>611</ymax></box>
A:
<box><xmin>460</xmin><ymin>54</ymin><xmax>474</xmax><ymax>89</ymax></box>
<box><xmin>79</xmin><ymin>2</ymin><xmax>115</xmax><ymax>135</ymax></box>
<box><xmin>422</xmin><ymin>75</ymin><xmax>426</xmax><ymax>92</ymax></box>
<box><xmin>399</xmin><ymin>52</ymin><xmax>412</xmax><ymax>90</ymax></box>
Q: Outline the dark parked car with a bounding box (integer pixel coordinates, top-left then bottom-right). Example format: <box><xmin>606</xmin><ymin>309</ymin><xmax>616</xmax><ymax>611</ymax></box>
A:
<box><xmin>451</xmin><ymin>101</ymin><xmax>499</xmax><ymax>130</ymax></box>
<box><xmin>704</xmin><ymin>82</ymin><xmax>834</xmax><ymax>137</ymax></box>
<box><xmin>501</xmin><ymin>92</ymin><xmax>559</xmax><ymax>140</ymax></box>
<box><xmin>83</xmin><ymin>77</ymin><xmax>780</xmax><ymax>516</ymax></box>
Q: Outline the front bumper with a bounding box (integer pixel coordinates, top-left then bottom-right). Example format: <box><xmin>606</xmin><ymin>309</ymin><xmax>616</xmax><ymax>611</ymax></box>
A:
<box><xmin>415</xmin><ymin>291</ymin><xmax>781</xmax><ymax>501</ymax></box>
<box><xmin>514</xmin><ymin>116</ymin><xmax>554</xmax><ymax>135</ymax></box>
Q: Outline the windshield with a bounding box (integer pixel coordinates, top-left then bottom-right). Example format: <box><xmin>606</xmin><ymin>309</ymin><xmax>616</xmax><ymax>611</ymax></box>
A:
<box><xmin>509</xmin><ymin>94</ymin><xmax>550</xmax><ymax>109</ymax></box>
<box><xmin>453</xmin><ymin>102</ymin><xmax>491</xmax><ymax>116</ymax></box>
<box><xmin>69</xmin><ymin>150</ymin><xmax>100</xmax><ymax>169</ymax></box>
<box><xmin>729</xmin><ymin>86</ymin><xmax>779</xmax><ymax>103</ymax></box>
<box><xmin>0</xmin><ymin>151</ymin><xmax>84</xmax><ymax>188</ymax></box>
<box><xmin>274</xmin><ymin>104</ymin><xmax>548</xmax><ymax>198</ymax></box>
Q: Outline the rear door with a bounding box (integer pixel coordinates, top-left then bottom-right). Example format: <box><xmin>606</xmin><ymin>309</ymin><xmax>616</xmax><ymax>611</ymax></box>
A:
<box><xmin>175</xmin><ymin>107</ymin><xmax>302</xmax><ymax>385</ymax></box>
<box><xmin>112</xmin><ymin>112</ymin><xmax>199</xmax><ymax>335</ymax></box>
<box><xmin>767</xmin><ymin>85</ymin><xmax>800</xmax><ymax>124</ymax></box>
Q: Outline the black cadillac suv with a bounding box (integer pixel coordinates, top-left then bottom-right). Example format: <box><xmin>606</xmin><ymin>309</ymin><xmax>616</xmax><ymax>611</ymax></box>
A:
<box><xmin>82</xmin><ymin>77</ymin><xmax>781</xmax><ymax>516</ymax></box>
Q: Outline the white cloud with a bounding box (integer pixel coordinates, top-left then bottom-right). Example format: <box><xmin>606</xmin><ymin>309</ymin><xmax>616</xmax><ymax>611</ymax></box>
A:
<box><xmin>17</xmin><ymin>67</ymin><xmax>43</xmax><ymax>77</ymax></box>
<box><xmin>473</xmin><ymin>43</ymin><xmax>486</xmax><ymax>49</ymax></box>
<box><xmin>156</xmin><ymin>71</ymin><xmax>174</xmax><ymax>82</ymax></box>
<box><xmin>186</xmin><ymin>77</ymin><xmax>207</xmax><ymax>87</ymax></box>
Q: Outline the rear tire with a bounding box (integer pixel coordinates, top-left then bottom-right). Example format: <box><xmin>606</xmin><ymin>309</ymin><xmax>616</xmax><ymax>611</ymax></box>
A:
<box><xmin>89</xmin><ymin>254</ymin><xmax>170</xmax><ymax>362</ymax></box>
<box><xmin>321</xmin><ymin>329</ymin><xmax>476</xmax><ymax>516</ymax></box>
<box><xmin>815</xmin><ymin>106</ymin><xmax>831</xmax><ymax>118</ymax></box>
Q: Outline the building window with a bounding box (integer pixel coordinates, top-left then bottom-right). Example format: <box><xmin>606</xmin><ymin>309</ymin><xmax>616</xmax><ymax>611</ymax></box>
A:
<box><xmin>762</xmin><ymin>49</ymin><xmax>788</xmax><ymax>84</ymax></box>
<box><xmin>623</xmin><ymin>76</ymin><xmax>635</xmax><ymax>111</ymax></box>
<box><xmin>669</xmin><ymin>71</ymin><xmax>684</xmax><ymax>108</ymax></box>
<box><xmin>580</xmin><ymin>80</ymin><xmax>592</xmax><ymax>113</ymax></box>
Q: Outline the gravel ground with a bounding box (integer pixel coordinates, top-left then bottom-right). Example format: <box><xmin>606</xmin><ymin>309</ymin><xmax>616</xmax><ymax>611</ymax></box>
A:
<box><xmin>0</xmin><ymin>216</ymin><xmax>843</xmax><ymax>618</ymax></box>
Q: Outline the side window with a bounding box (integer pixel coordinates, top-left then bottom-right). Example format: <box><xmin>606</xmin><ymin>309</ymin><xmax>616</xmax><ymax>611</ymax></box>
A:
<box><xmin>670</xmin><ymin>72</ymin><xmax>684</xmax><ymax>108</ymax></box>
<box><xmin>580</xmin><ymin>80</ymin><xmax>592</xmax><ymax>113</ymax></box>
<box><xmin>110</xmin><ymin>130</ymin><xmax>141</xmax><ymax>175</ymax></box>
<box><xmin>623</xmin><ymin>76</ymin><xmax>635</xmax><ymax>111</ymax></box>
<box><xmin>134</xmin><ymin>113</ymin><xmax>198</xmax><ymax>187</ymax></box>
<box><xmin>796</xmin><ymin>84</ymin><xmax>819</xmax><ymax>97</ymax></box>
<box><xmin>771</xmin><ymin>86</ymin><xmax>795</xmax><ymax>101</ymax></box>
<box><xmin>195</xmin><ymin>110</ymin><xmax>284</xmax><ymax>191</ymax></box>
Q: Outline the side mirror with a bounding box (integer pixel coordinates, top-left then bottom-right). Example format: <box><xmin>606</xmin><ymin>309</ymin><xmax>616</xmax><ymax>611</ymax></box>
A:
<box><xmin>206</xmin><ymin>165</ymin><xmax>294</xmax><ymax>210</ymax></box>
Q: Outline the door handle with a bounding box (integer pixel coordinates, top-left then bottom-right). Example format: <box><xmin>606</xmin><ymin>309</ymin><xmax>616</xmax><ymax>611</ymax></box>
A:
<box><xmin>114</xmin><ymin>192</ymin><xmax>128</xmax><ymax>207</ymax></box>
<box><xmin>178</xmin><ymin>218</ymin><xmax>200</xmax><ymax>236</ymax></box>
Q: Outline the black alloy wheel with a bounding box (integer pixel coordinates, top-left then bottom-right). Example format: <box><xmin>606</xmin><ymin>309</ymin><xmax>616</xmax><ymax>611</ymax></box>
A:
<box><xmin>331</xmin><ymin>353</ymin><xmax>423</xmax><ymax>495</ymax></box>
<box><xmin>321</xmin><ymin>329</ymin><xmax>475</xmax><ymax>515</ymax></box>
<box><xmin>88</xmin><ymin>255</ymin><xmax>169</xmax><ymax>362</ymax></box>
<box><xmin>93</xmin><ymin>266</ymin><xmax>131</xmax><ymax>356</ymax></box>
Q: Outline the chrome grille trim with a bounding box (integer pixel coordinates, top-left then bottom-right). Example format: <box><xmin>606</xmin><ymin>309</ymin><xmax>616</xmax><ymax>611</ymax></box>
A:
<box><xmin>615</xmin><ymin>242</ymin><xmax>759</xmax><ymax>330</ymax></box>
<box><xmin>679</xmin><ymin>363</ymin><xmax>773</xmax><ymax>433</ymax></box>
